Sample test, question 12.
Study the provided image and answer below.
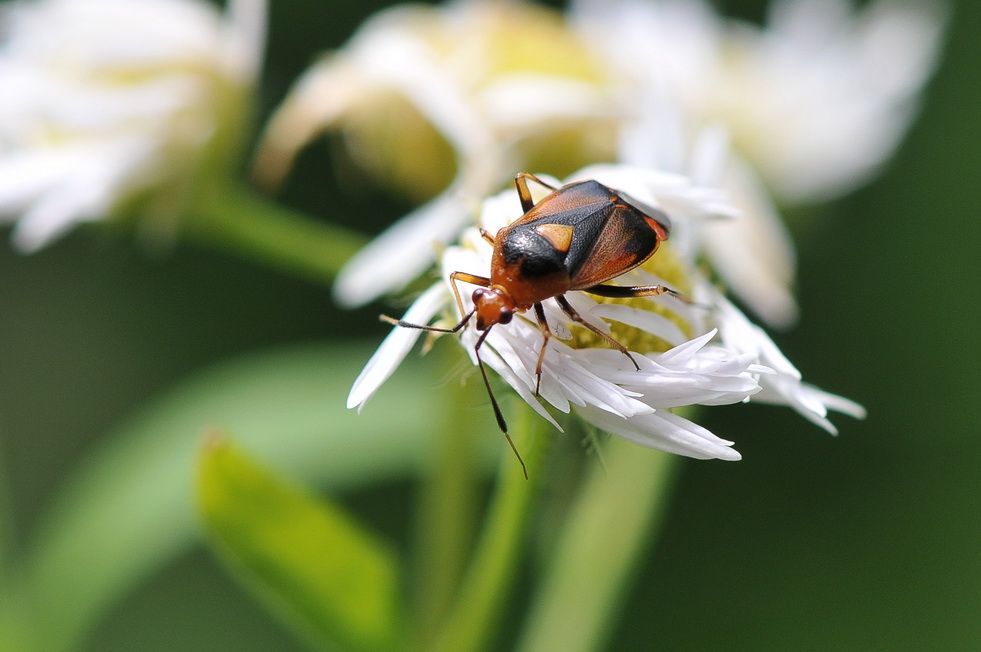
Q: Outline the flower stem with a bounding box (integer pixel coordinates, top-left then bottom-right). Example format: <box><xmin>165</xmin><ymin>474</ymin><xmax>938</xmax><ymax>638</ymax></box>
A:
<box><xmin>430</xmin><ymin>402</ymin><xmax>549</xmax><ymax>652</ymax></box>
<box><xmin>516</xmin><ymin>437</ymin><xmax>681</xmax><ymax>652</ymax></box>
<box><xmin>410</xmin><ymin>347</ymin><xmax>488</xmax><ymax>646</ymax></box>
<box><xmin>186</xmin><ymin>184</ymin><xmax>368</xmax><ymax>287</ymax></box>
<box><xmin>0</xmin><ymin>448</ymin><xmax>32</xmax><ymax>652</ymax></box>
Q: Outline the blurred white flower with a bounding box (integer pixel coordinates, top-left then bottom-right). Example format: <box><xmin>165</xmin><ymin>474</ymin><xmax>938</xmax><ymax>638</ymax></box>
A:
<box><xmin>614</xmin><ymin>102</ymin><xmax>802</xmax><ymax>327</ymax></box>
<box><xmin>574</xmin><ymin>0</ymin><xmax>947</xmax><ymax>203</ymax></box>
<box><xmin>259</xmin><ymin>0</ymin><xmax>943</xmax><ymax>330</ymax></box>
<box><xmin>253</xmin><ymin>0</ymin><xmax>620</xmax><ymax>308</ymax></box>
<box><xmin>572</xmin><ymin>0</ymin><xmax>945</xmax><ymax>327</ymax></box>
<box><xmin>0</xmin><ymin>0</ymin><xmax>267</xmax><ymax>251</ymax></box>
<box><xmin>349</xmin><ymin>165</ymin><xmax>862</xmax><ymax>461</ymax></box>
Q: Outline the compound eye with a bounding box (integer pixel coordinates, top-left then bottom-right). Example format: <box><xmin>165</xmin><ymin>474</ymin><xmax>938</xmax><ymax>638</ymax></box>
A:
<box><xmin>498</xmin><ymin>310</ymin><xmax>513</xmax><ymax>325</ymax></box>
<box><xmin>472</xmin><ymin>288</ymin><xmax>486</xmax><ymax>303</ymax></box>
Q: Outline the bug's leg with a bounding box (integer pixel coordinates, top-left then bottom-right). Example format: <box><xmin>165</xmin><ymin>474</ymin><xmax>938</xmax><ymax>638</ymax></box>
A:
<box><xmin>514</xmin><ymin>172</ymin><xmax>557</xmax><ymax>213</ymax></box>
<box><xmin>585</xmin><ymin>282</ymin><xmax>685</xmax><ymax>302</ymax></box>
<box><xmin>380</xmin><ymin>271</ymin><xmax>489</xmax><ymax>331</ymax></box>
<box><xmin>449</xmin><ymin>271</ymin><xmax>490</xmax><ymax>319</ymax></box>
<box><xmin>380</xmin><ymin>308</ymin><xmax>474</xmax><ymax>333</ymax></box>
<box><xmin>474</xmin><ymin>327</ymin><xmax>528</xmax><ymax>479</ymax></box>
<box><xmin>532</xmin><ymin>302</ymin><xmax>552</xmax><ymax>396</ymax></box>
<box><xmin>556</xmin><ymin>295</ymin><xmax>640</xmax><ymax>371</ymax></box>
<box><xmin>479</xmin><ymin>227</ymin><xmax>496</xmax><ymax>245</ymax></box>
<box><xmin>586</xmin><ymin>283</ymin><xmax>714</xmax><ymax>313</ymax></box>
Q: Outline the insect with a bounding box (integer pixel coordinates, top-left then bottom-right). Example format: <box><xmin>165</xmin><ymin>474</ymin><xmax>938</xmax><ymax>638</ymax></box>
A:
<box><xmin>383</xmin><ymin>173</ymin><xmax>681</xmax><ymax>477</ymax></box>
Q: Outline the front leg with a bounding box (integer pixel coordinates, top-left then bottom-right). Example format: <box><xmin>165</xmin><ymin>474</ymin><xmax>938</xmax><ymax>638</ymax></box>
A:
<box><xmin>479</xmin><ymin>227</ymin><xmax>496</xmax><ymax>245</ymax></box>
<box><xmin>449</xmin><ymin>271</ymin><xmax>491</xmax><ymax>320</ymax></box>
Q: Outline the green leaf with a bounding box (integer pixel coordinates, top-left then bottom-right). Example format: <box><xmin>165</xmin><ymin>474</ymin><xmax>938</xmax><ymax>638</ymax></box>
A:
<box><xmin>516</xmin><ymin>439</ymin><xmax>680</xmax><ymax>652</ymax></box>
<box><xmin>198</xmin><ymin>437</ymin><xmax>403</xmax><ymax>652</ymax></box>
<box><xmin>15</xmin><ymin>341</ymin><xmax>479</xmax><ymax>652</ymax></box>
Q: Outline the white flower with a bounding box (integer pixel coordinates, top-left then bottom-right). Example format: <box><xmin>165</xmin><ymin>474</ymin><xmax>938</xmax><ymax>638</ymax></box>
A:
<box><xmin>574</xmin><ymin>0</ymin><xmax>947</xmax><ymax>203</ymax></box>
<box><xmin>0</xmin><ymin>0</ymin><xmax>267</xmax><ymax>251</ymax></box>
<box><xmin>612</xmin><ymin>104</ymin><xmax>802</xmax><ymax>327</ymax></box>
<box><xmin>262</xmin><ymin>0</ymin><xmax>943</xmax><ymax>333</ymax></box>
<box><xmin>252</xmin><ymin>0</ymin><xmax>620</xmax><ymax>308</ymax></box>
<box><xmin>349</xmin><ymin>166</ymin><xmax>862</xmax><ymax>461</ymax></box>
<box><xmin>572</xmin><ymin>0</ymin><xmax>945</xmax><ymax>328</ymax></box>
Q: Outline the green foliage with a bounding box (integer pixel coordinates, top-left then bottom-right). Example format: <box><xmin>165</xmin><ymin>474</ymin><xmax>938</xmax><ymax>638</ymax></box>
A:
<box><xmin>197</xmin><ymin>437</ymin><xmax>404</xmax><ymax>652</ymax></box>
<box><xmin>6</xmin><ymin>342</ymin><xmax>444</xmax><ymax>652</ymax></box>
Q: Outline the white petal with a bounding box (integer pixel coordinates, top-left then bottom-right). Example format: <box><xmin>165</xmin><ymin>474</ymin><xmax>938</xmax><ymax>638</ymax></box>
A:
<box><xmin>477</xmin><ymin>76</ymin><xmax>616</xmax><ymax>128</ymax></box>
<box><xmin>700</xmin><ymin>157</ymin><xmax>799</xmax><ymax>327</ymax></box>
<box><xmin>333</xmin><ymin>189</ymin><xmax>470</xmax><ymax>307</ymax></box>
<box><xmin>754</xmin><ymin>377</ymin><xmax>866</xmax><ymax>435</ymax></box>
<box><xmin>222</xmin><ymin>0</ymin><xmax>267</xmax><ymax>80</ymax></box>
<box><xmin>588</xmin><ymin>303</ymin><xmax>689</xmax><ymax>347</ymax></box>
<box><xmin>577</xmin><ymin>404</ymin><xmax>742</xmax><ymax>461</ymax></box>
<box><xmin>251</xmin><ymin>57</ymin><xmax>364</xmax><ymax>190</ymax></box>
<box><xmin>572</xmin><ymin>162</ymin><xmax>740</xmax><ymax>223</ymax></box>
<box><xmin>347</xmin><ymin>282</ymin><xmax>449</xmax><ymax>410</ymax></box>
<box><xmin>540</xmin><ymin>339</ymin><xmax>652</xmax><ymax>419</ymax></box>
<box><xmin>580</xmin><ymin>334</ymin><xmax>763</xmax><ymax>408</ymax></box>
<box><xmin>350</xmin><ymin>22</ymin><xmax>491</xmax><ymax>159</ymax></box>
<box><xmin>0</xmin><ymin>149</ymin><xmax>87</xmax><ymax>217</ymax></box>
<box><xmin>10</xmin><ymin>140</ymin><xmax>148</xmax><ymax>251</ymax></box>
<box><xmin>12</xmin><ymin>181</ymin><xmax>111</xmax><ymax>252</ymax></box>
<box><xmin>472</xmin><ymin>334</ymin><xmax>563</xmax><ymax>430</ymax></box>
<box><xmin>440</xmin><ymin>244</ymin><xmax>489</xmax><ymax>289</ymax></box>
<box><xmin>708</xmin><ymin>284</ymin><xmax>864</xmax><ymax>431</ymax></box>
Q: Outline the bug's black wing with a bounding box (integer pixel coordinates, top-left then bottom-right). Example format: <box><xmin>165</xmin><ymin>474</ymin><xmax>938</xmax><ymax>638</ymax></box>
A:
<box><xmin>506</xmin><ymin>180</ymin><xmax>666</xmax><ymax>289</ymax></box>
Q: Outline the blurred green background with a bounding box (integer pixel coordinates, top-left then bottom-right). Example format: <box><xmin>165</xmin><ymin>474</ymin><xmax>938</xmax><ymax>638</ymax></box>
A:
<box><xmin>1</xmin><ymin>0</ymin><xmax>979</xmax><ymax>650</ymax></box>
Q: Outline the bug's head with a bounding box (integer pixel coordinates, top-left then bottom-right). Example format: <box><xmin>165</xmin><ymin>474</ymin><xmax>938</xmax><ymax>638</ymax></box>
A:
<box><xmin>472</xmin><ymin>287</ymin><xmax>514</xmax><ymax>330</ymax></box>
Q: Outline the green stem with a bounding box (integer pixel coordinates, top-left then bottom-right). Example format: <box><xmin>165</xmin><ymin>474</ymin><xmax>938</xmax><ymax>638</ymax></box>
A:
<box><xmin>186</xmin><ymin>184</ymin><xmax>368</xmax><ymax>287</ymax></box>
<box><xmin>431</xmin><ymin>402</ymin><xmax>550</xmax><ymax>652</ymax></box>
<box><xmin>516</xmin><ymin>436</ymin><xmax>681</xmax><ymax>652</ymax></box>
<box><xmin>0</xmin><ymin>445</ymin><xmax>33</xmax><ymax>652</ymax></box>
<box><xmin>411</xmin><ymin>346</ymin><xmax>488</xmax><ymax>646</ymax></box>
<box><xmin>0</xmin><ymin>445</ymin><xmax>12</xmax><ymax>586</ymax></box>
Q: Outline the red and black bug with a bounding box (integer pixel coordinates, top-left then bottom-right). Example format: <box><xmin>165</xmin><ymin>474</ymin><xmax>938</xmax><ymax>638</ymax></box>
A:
<box><xmin>384</xmin><ymin>173</ymin><xmax>681</xmax><ymax>477</ymax></box>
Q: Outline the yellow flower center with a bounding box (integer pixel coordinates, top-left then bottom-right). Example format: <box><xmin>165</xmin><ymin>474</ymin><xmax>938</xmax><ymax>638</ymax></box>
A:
<box><xmin>573</xmin><ymin>242</ymin><xmax>694</xmax><ymax>355</ymax></box>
